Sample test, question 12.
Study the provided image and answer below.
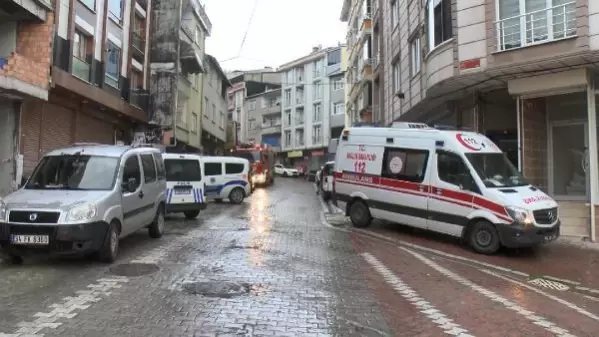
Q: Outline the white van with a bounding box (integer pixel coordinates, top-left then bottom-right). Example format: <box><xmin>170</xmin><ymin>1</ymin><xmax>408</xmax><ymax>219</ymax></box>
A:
<box><xmin>163</xmin><ymin>153</ymin><xmax>207</xmax><ymax>219</ymax></box>
<box><xmin>202</xmin><ymin>156</ymin><xmax>251</xmax><ymax>204</ymax></box>
<box><xmin>332</xmin><ymin>123</ymin><xmax>560</xmax><ymax>254</ymax></box>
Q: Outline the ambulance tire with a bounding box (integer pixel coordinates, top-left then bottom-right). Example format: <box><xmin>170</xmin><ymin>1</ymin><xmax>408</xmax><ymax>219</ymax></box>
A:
<box><xmin>348</xmin><ymin>200</ymin><xmax>372</xmax><ymax>228</ymax></box>
<box><xmin>468</xmin><ymin>220</ymin><xmax>500</xmax><ymax>254</ymax></box>
<box><xmin>184</xmin><ymin>211</ymin><xmax>200</xmax><ymax>219</ymax></box>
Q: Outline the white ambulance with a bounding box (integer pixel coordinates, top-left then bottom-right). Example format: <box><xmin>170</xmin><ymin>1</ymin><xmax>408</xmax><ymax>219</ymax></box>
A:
<box><xmin>332</xmin><ymin>123</ymin><xmax>560</xmax><ymax>254</ymax></box>
<box><xmin>163</xmin><ymin>153</ymin><xmax>207</xmax><ymax>219</ymax></box>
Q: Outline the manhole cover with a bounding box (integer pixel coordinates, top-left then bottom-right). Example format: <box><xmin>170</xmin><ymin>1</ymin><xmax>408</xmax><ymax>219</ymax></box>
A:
<box><xmin>182</xmin><ymin>281</ymin><xmax>250</xmax><ymax>298</ymax></box>
<box><xmin>109</xmin><ymin>263</ymin><xmax>160</xmax><ymax>277</ymax></box>
<box><xmin>528</xmin><ymin>277</ymin><xmax>570</xmax><ymax>291</ymax></box>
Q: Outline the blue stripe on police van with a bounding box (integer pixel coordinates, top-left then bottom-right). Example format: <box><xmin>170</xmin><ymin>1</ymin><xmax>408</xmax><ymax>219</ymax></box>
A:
<box><xmin>194</xmin><ymin>188</ymin><xmax>199</xmax><ymax>203</ymax></box>
<box><xmin>167</xmin><ymin>188</ymin><xmax>173</xmax><ymax>204</ymax></box>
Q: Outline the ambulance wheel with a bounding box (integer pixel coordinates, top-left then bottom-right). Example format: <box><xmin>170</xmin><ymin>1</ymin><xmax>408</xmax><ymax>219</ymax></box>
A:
<box><xmin>349</xmin><ymin>200</ymin><xmax>372</xmax><ymax>228</ymax></box>
<box><xmin>184</xmin><ymin>211</ymin><xmax>200</xmax><ymax>219</ymax></box>
<box><xmin>468</xmin><ymin>220</ymin><xmax>500</xmax><ymax>254</ymax></box>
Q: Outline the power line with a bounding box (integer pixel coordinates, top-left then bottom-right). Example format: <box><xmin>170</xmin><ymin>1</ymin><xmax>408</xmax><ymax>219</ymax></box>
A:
<box><xmin>216</xmin><ymin>0</ymin><xmax>260</xmax><ymax>64</ymax></box>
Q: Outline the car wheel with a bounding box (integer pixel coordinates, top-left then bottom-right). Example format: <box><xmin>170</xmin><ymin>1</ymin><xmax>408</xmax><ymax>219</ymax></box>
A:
<box><xmin>184</xmin><ymin>210</ymin><xmax>200</xmax><ymax>220</ymax></box>
<box><xmin>349</xmin><ymin>200</ymin><xmax>372</xmax><ymax>228</ymax></box>
<box><xmin>283</xmin><ymin>172</ymin><xmax>289</xmax><ymax>177</ymax></box>
<box><xmin>8</xmin><ymin>254</ymin><xmax>24</xmax><ymax>265</ymax></box>
<box><xmin>98</xmin><ymin>221</ymin><xmax>119</xmax><ymax>263</ymax></box>
<box><xmin>468</xmin><ymin>220</ymin><xmax>500</xmax><ymax>254</ymax></box>
<box><xmin>149</xmin><ymin>206</ymin><xmax>165</xmax><ymax>239</ymax></box>
<box><xmin>229</xmin><ymin>188</ymin><xmax>245</xmax><ymax>204</ymax></box>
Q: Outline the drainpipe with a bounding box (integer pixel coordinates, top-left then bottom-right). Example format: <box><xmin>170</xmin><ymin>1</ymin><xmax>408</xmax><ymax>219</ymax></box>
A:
<box><xmin>516</xmin><ymin>97</ymin><xmax>522</xmax><ymax>172</ymax></box>
<box><xmin>587</xmin><ymin>73</ymin><xmax>597</xmax><ymax>242</ymax></box>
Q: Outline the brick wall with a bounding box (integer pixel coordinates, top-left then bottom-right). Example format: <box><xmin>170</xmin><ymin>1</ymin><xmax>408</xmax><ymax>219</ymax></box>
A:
<box><xmin>0</xmin><ymin>14</ymin><xmax>53</xmax><ymax>89</ymax></box>
<box><xmin>521</xmin><ymin>98</ymin><xmax>548</xmax><ymax>191</ymax></box>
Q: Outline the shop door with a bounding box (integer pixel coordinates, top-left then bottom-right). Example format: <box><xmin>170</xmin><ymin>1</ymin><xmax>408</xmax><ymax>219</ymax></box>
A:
<box><xmin>549</xmin><ymin>121</ymin><xmax>588</xmax><ymax>200</ymax></box>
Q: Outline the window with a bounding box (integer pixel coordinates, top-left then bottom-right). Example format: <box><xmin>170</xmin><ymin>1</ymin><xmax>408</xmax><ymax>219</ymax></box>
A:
<box><xmin>191</xmin><ymin>113</ymin><xmax>198</xmax><ymax>132</ymax></box>
<box><xmin>204</xmin><ymin>162</ymin><xmax>222</xmax><ymax>176</ymax></box>
<box><xmin>327</xmin><ymin>49</ymin><xmax>341</xmax><ymax>65</ymax></box>
<box><xmin>73</xmin><ymin>31</ymin><xmax>88</xmax><ymax>60</ymax></box>
<box><xmin>105</xmin><ymin>42</ymin><xmax>120</xmax><ymax>88</ymax></box>
<box><xmin>333</xmin><ymin>78</ymin><xmax>344</xmax><ymax>90</ymax></box>
<box><xmin>284</xmin><ymin>110</ymin><xmax>291</xmax><ymax>126</ymax></box>
<box><xmin>284</xmin><ymin>130</ymin><xmax>292</xmax><ymax>147</ymax></box>
<box><xmin>140</xmin><ymin>154</ymin><xmax>157</xmax><ymax>183</ymax></box>
<box><xmin>248</xmin><ymin>100</ymin><xmax>256</xmax><ymax>110</ymax></box>
<box><xmin>295</xmin><ymin>129</ymin><xmax>304</xmax><ymax>145</ymax></box>
<box><xmin>194</xmin><ymin>25</ymin><xmax>202</xmax><ymax>45</ymax></box>
<box><xmin>165</xmin><ymin>159</ymin><xmax>202</xmax><ymax>181</ymax></box>
<box><xmin>122</xmin><ymin>155</ymin><xmax>141</xmax><ymax>190</ymax></box>
<box><xmin>392</xmin><ymin>59</ymin><xmax>400</xmax><ymax>93</ymax></box>
<box><xmin>496</xmin><ymin>0</ymin><xmax>576</xmax><ymax>51</ymax></box>
<box><xmin>313</xmin><ymin>60</ymin><xmax>321</xmax><ymax>78</ymax></box>
<box><xmin>428</xmin><ymin>0</ymin><xmax>452</xmax><ymax>49</ymax></box>
<box><xmin>410</xmin><ymin>38</ymin><xmax>421</xmax><ymax>76</ymax></box>
<box><xmin>391</xmin><ymin>0</ymin><xmax>399</xmax><ymax>28</ymax></box>
<box><xmin>225</xmin><ymin>163</ymin><xmax>245</xmax><ymax>174</ymax></box>
<box><xmin>313</xmin><ymin>103</ymin><xmax>322</xmax><ymax>122</ymax></box>
<box><xmin>284</xmin><ymin>90</ymin><xmax>292</xmax><ymax>106</ymax></box>
<box><xmin>212</xmin><ymin>104</ymin><xmax>216</xmax><ymax>121</ymax></box>
<box><xmin>381</xmin><ymin>148</ymin><xmax>429</xmax><ymax>183</ymax></box>
<box><xmin>313</xmin><ymin>81</ymin><xmax>322</xmax><ymax>100</ymax></box>
<box><xmin>131</xmin><ymin>70</ymin><xmax>143</xmax><ymax>89</ymax></box>
<box><xmin>333</xmin><ymin>102</ymin><xmax>345</xmax><ymax>115</ymax></box>
<box><xmin>80</xmin><ymin>0</ymin><xmax>95</xmax><ymax>10</ymax></box>
<box><xmin>312</xmin><ymin>125</ymin><xmax>322</xmax><ymax>144</ymax></box>
<box><xmin>108</xmin><ymin>0</ymin><xmax>123</xmax><ymax>24</ymax></box>
<box><xmin>204</xmin><ymin>97</ymin><xmax>209</xmax><ymax>117</ymax></box>
<box><xmin>220</xmin><ymin>110</ymin><xmax>225</xmax><ymax>129</ymax></box>
<box><xmin>153</xmin><ymin>153</ymin><xmax>166</xmax><ymax>180</ymax></box>
<box><xmin>249</xmin><ymin>119</ymin><xmax>257</xmax><ymax>131</ymax></box>
<box><xmin>437</xmin><ymin>150</ymin><xmax>478</xmax><ymax>192</ymax></box>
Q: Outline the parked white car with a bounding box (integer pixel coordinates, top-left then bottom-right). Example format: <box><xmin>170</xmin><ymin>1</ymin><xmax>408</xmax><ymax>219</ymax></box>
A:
<box><xmin>274</xmin><ymin>164</ymin><xmax>299</xmax><ymax>177</ymax></box>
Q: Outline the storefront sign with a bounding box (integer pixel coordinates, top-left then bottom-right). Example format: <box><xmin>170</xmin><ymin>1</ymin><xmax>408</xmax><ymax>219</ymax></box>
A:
<box><xmin>287</xmin><ymin>150</ymin><xmax>303</xmax><ymax>158</ymax></box>
<box><xmin>312</xmin><ymin>151</ymin><xmax>325</xmax><ymax>157</ymax></box>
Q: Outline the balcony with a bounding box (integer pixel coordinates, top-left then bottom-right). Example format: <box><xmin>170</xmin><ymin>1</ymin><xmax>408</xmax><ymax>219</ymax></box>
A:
<box><xmin>495</xmin><ymin>2</ymin><xmax>576</xmax><ymax>51</ymax></box>
<box><xmin>132</xmin><ymin>32</ymin><xmax>145</xmax><ymax>56</ymax></box>
<box><xmin>0</xmin><ymin>0</ymin><xmax>50</xmax><ymax>21</ymax></box>
<box><xmin>178</xmin><ymin>75</ymin><xmax>192</xmax><ymax>97</ymax></box>
<box><xmin>261</xmin><ymin>120</ymin><xmax>281</xmax><ymax>135</ymax></box>
<box><xmin>130</xmin><ymin>88</ymin><xmax>150</xmax><ymax>113</ymax></box>
<box><xmin>296</xmin><ymin>97</ymin><xmax>304</xmax><ymax>106</ymax></box>
<box><xmin>179</xmin><ymin>32</ymin><xmax>204</xmax><ymax>73</ymax></box>
<box><xmin>71</xmin><ymin>56</ymin><xmax>91</xmax><ymax>82</ymax></box>
<box><xmin>361</xmin><ymin>59</ymin><xmax>373</xmax><ymax>80</ymax></box>
<box><xmin>263</xmin><ymin>102</ymin><xmax>280</xmax><ymax>115</ymax></box>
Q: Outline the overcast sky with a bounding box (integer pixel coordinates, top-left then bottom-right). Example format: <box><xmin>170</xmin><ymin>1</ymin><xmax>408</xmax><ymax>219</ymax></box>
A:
<box><xmin>200</xmin><ymin>0</ymin><xmax>346</xmax><ymax>72</ymax></box>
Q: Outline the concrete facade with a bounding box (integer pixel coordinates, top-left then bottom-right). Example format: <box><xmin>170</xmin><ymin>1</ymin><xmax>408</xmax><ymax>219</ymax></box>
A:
<box><xmin>245</xmin><ymin>89</ymin><xmax>282</xmax><ymax>150</ymax></box>
<box><xmin>201</xmin><ymin>54</ymin><xmax>230</xmax><ymax>155</ymax></box>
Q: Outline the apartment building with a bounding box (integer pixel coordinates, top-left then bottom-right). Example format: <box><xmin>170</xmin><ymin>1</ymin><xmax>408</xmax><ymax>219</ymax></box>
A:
<box><xmin>341</xmin><ymin>0</ymin><xmax>599</xmax><ymax>241</ymax></box>
<box><xmin>340</xmin><ymin>0</ymin><xmax>384</xmax><ymax>126</ymax></box>
<box><xmin>328</xmin><ymin>48</ymin><xmax>348</xmax><ymax>140</ymax></box>
<box><xmin>226</xmin><ymin>68</ymin><xmax>280</xmax><ymax>145</ymax></box>
<box><xmin>245</xmin><ymin>89</ymin><xmax>282</xmax><ymax>150</ymax></box>
<box><xmin>279</xmin><ymin>46</ymin><xmax>344</xmax><ymax>168</ymax></box>
<box><xmin>150</xmin><ymin>0</ymin><xmax>211</xmax><ymax>152</ymax></box>
<box><xmin>0</xmin><ymin>0</ymin><xmax>154</xmax><ymax>196</ymax></box>
<box><xmin>201</xmin><ymin>54</ymin><xmax>231</xmax><ymax>155</ymax></box>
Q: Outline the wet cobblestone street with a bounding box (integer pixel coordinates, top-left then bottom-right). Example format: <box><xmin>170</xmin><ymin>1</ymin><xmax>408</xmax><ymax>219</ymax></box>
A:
<box><xmin>1</xmin><ymin>178</ymin><xmax>598</xmax><ymax>336</ymax></box>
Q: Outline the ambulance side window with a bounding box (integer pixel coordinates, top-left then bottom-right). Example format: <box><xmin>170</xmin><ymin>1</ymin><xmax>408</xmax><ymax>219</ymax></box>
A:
<box><xmin>437</xmin><ymin>150</ymin><xmax>479</xmax><ymax>193</ymax></box>
<box><xmin>381</xmin><ymin>148</ymin><xmax>429</xmax><ymax>183</ymax></box>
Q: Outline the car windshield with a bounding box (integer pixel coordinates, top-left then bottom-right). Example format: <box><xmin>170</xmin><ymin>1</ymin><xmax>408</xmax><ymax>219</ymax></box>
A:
<box><xmin>165</xmin><ymin>159</ymin><xmax>202</xmax><ymax>181</ymax></box>
<box><xmin>25</xmin><ymin>154</ymin><xmax>119</xmax><ymax>190</ymax></box>
<box><xmin>465</xmin><ymin>152</ymin><xmax>528</xmax><ymax>188</ymax></box>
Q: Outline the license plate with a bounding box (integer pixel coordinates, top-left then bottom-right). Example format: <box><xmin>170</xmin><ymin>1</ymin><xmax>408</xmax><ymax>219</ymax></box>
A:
<box><xmin>10</xmin><ymin>234</ymin><xmax>49</xmax><ymax>245</ymax></box>
<box><xmin>544</xmin><ymin>234</ymin><xmax>557</xmax><ymax>242</ymax></box>
<box><xmin>174</xmin><ymin>188</ymin><xmax>191</xmax><ymax>195</ymax></box>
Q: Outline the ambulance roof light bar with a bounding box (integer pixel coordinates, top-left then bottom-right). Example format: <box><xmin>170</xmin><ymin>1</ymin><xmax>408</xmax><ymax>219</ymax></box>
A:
<box><xmin>391</xmin><ymin>122</ymin><xmax>432</xmax><ymax>129</ymax></box>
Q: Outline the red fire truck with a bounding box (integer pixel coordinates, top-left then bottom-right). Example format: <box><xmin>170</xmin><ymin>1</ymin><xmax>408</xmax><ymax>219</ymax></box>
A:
<box><xmin>229</xmin><ymin>143</ymin><xmax>276</xmax><ymax>187</ymax></box>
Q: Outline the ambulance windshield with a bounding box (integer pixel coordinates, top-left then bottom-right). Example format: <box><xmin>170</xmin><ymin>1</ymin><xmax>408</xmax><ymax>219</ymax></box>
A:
<box><xmin>465</xmin><ymin>153</ymin><xmax>528</xmax><ymax>188</ymax></box>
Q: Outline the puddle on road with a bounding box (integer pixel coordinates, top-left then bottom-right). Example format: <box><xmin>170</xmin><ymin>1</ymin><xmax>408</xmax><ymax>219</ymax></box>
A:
<box><xmin>109</xmin><ymin>263</ymin><xmax>160</xmax><ymax>277</ymax></box>
<box><xmin>182</xmin><ymin>281</ymin><xmax>251</xmax><ymax>298</ymax></box>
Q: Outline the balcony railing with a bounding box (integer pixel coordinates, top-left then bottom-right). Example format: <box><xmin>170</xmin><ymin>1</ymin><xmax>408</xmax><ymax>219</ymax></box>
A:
<box><xmin>72</xmin><ymin>56</ymin><xmax>90</xmax><ymax>82</ymax></box>
<box><xmin>495</xmin><ymin>2</ymin><xmax>576</xmax><ymax>51</ymax></box>
<box><xmin>296</xmin><ymin>97</ymin><xmax>304</xmax><ymax>105</ymax></box>
<box><xmin>132</xmin><ymin>32</ymin><xmax>145</xmax><ymax>54</ymax></box>
<box><xmin>295</xmin><ymin>117</ymin><xmax>304</xmax><ymax>125</ymax></box>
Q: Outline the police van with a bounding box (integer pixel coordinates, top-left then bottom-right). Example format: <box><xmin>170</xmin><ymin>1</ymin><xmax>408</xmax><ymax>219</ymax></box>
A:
<box><xmin>163</xmin><ymin>153</ymin><xmax>207</xmax><ymax>219</ymax></box>
<box><xmin>202</xmin><ymin>156</ymin><xmax>251</xmax><ymax>204</ymax></box>
<box><xmin>332</xmin><ymin>122</ymin><xmax>560</xmax><ymax>254</ymax></box>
